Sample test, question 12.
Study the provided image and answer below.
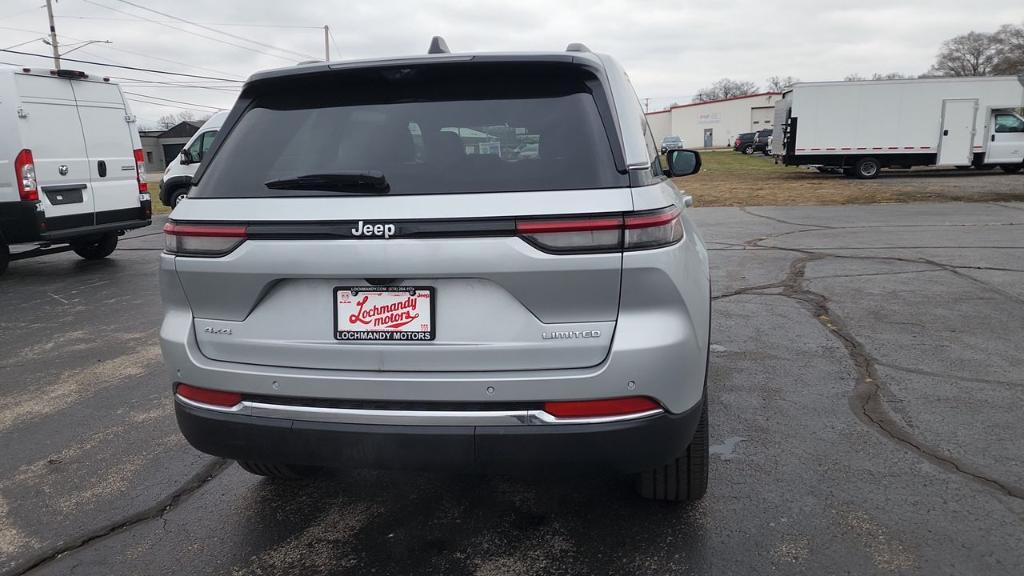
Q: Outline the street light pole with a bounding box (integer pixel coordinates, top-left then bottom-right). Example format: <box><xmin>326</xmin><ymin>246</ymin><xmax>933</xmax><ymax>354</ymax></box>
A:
<box><xmin>45</xmin><ymin>0</ymin><xmax>60</xmax><ymax>70</ymax></box>
<box><xmin>324</xmin><ymin>25</ymin><xmax>330</xmax><ymax>61</ymax></box>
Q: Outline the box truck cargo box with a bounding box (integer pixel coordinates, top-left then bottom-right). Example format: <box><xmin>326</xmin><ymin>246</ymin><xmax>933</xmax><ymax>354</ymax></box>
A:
<box><xmin>771</xmin><ymin>76</ymin><xmax>1024</xmax><ymax>178</ymax></box>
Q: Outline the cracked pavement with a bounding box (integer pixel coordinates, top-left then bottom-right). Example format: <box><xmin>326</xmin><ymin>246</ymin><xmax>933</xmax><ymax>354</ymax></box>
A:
<box><xmin>1</xmin><ymin>201</ymin><xmax>1023</xmax><ymax>575</ymax></box>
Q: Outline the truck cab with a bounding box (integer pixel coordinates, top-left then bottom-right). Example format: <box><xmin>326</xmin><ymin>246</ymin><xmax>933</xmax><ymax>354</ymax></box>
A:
<box><xmin>0</xmin><ymin>66</ymin><xmax>151</xmax><ymax>275</ymax></box>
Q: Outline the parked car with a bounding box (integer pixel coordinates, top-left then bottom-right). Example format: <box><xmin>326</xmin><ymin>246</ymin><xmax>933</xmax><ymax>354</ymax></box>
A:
<box><xmin>162</xmin><ymin>39</ymin><xmax>712</xmax><ymax>502</ymax></box>
<box><xmin>752</xmin><ymin>129</ymin><xmax>773</xmax><ymax>155</ymax></box>
<box><xmin>0</xmin><ymin>66</ymin><xmax>151</xmax><ymax>275</ymax></box>
<box><xmin>159</xmin><ymin>111</ymin><xmax>227</xmax><ymax>208</ymax></box>
<box><xmin>660</xmin><ymin>135</ymin><xmax>685</xmax><ymax>154</ymax></box>
<box><xmin>733</xmin><ymin>132</ymin><xmax>756</xmax><ymax>154</ymax></box>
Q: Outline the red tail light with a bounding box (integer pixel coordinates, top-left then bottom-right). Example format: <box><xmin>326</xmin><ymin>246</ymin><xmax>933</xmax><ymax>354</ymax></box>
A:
<box><xmin>543</xmin><ymin>396</ymin><xmax>661</xmax><ymax>418</ymax></box>
<box><xmin>175</xmin><ymin>383</ymin><xmax>242</xmax><ymax>408</ymax></box>
<box><xmin>133</xmin><ymin>148</ymin><xmax>148</xmax><ymax>193</ymax></box>
<box><xmin>516</xmin><ymin>206</ymin><xmax>683</xmax><ymax>253</ymax></box>
<box><xmin>164</xmin><ymin>222</ymin><xmax>247</xmax><ymax>256</ymax></box>
<box><xmin>14</xmin><ymin>149</ymin><xmax>38</xmax><ymax>202</ymax></box>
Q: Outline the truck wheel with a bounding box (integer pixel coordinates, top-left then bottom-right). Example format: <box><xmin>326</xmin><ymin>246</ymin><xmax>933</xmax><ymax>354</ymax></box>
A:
<box><xmin>0</xmin><ymin>241</ymin><xmax>9</xmax><ymax>276</ymax></box>
<box><xmin>741</xmin><ymin>144</ymin><xmax>754</xmax><ymax>155</ymax></box>
<box><xmin>171</xmin><ymin>189</ymin><xmax>188</xmax><ymax>207</ymax></box>
<box><xmin>853</xmin><ymin>157</ymin><xmax>880</xmax><ymax>179</ymax></box>
<box><xmin>71</xmin><ymin>232</ymin><xmax>118</xmax><ymax>260</ymax></box>
<box><xmin>237</xmin><ymin>460</ymin><xmax>321</xmax><ymax>479</ymax></box>
<box><xmin>634</xmin><ymin>399</ymin><xmax>708</xmax><ymax>502</ymax></box>
<box><xmin>1000</xmin><ymin>164</ymin><xmax>1022</xmax><ymax>174</ymax></box>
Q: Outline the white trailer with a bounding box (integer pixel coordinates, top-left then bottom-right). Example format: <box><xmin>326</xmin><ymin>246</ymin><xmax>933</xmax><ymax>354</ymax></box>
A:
<box><xmin>771</xmin><ymin>76</ymin><xmax>1024</xmax><ymax>178</ymax></box>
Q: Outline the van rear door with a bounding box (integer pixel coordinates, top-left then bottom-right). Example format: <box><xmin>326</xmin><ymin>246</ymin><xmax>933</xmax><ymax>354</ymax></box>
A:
<box><xmin>70</xmin><ymin>80</ymin><xmax>141</xmax><ymax>224</ymax></box>
<box><xmin>14</xmin><ymin>73</ymin><xmax>95</xmax><ymax>229</ymax></box>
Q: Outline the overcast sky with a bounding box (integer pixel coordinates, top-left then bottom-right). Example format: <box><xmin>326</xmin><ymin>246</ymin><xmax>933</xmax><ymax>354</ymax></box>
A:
<box><xmin>2</xmin><ymin>0</ymin><xmax>1021</xmax><ymax>125</ymax></box>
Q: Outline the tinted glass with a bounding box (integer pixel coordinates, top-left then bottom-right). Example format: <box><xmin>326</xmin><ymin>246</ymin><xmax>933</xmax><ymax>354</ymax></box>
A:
<box><xmin>195</xmin><ymin>64</ymin><xmax>625</xmax><ymax>197</ymax></box>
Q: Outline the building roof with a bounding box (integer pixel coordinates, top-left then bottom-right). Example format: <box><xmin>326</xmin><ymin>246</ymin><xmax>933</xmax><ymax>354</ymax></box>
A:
<box><xmin>157</xmin><ymin>120</ymin><xmax>203</xmax><ymax>139</ymax></box>
<box><xmin>647</xmin><ymin>92</ymin><xmax>782</xmax><ymax>115</ymax></box>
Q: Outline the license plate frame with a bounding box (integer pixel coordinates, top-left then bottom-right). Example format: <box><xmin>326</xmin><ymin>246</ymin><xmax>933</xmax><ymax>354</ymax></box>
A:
<box><xmin>334</xmin><ymin>286</ymin><xmax>435</xmax><ymax>342</ymax></box>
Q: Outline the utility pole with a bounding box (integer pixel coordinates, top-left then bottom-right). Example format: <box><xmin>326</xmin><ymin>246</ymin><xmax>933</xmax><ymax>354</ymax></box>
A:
<box><xmin>45</xmin><ymin>0</ymin><xmax>60</xmax><ymax>70</ymax></box>
<box><xmin>324</xmin><ymin>25</ymin><xmax>330</xmax><ymax>61</ymax></box>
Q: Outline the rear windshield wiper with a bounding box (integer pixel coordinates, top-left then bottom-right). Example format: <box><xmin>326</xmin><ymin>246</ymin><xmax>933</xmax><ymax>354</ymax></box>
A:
<box><xmin>264</xmin><ymin>171</ymin><xmax>390</xmax><ymax>194</ymax></box>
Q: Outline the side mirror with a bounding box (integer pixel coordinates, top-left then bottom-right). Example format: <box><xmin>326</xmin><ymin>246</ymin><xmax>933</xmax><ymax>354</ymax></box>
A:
<box><xmin>179</xmin><ymin>149</ymin><xmax>193</xmax><ymax>165</ymax></box>
<box><xmin>665</xmin><ymin>149</ymin><xmax>701</xmax><ymax>177</ymax></box>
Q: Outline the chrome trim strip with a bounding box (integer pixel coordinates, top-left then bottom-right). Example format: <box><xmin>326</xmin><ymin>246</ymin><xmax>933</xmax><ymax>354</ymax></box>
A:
<box><xmin>626</xmin><ymin>161</ymin><xmax>651</xmax><ymax>171</ymax></box>
<box><xmin>177</xmin><ymin>396</ymin><xmax>665</xmax><ymax>426</ymax></box>
<box><xmin>175</xmin><ymin>394</ymin><xmax>247</xmax><ymax>414</ymax></box>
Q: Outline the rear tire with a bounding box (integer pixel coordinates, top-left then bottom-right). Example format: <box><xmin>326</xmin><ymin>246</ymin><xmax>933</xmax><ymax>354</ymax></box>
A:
<box><xmin>741</xmin><ymin>144</ymin><xmax>754</xmax><ymax>155</ymax></box>
<box><xmin>71</xmin><ymin>232</ymin><xmax>118</xmax><ymax>260</ymax></box>
<box><xmin>1000</xmin><ymin>164</ymin><xmax>1023</xmax><ymax>174</ymax></box>
<box><xmin>634</xmin><ymin>399</ymin><xmax>709</xmax><ymax>502</ymax></box>
<box><xmin>852</xmin><ymin>157</ymin><xmax>881</xmax><ymax>179</ymax></box>
<box><xmin>237</xmin><ymin>460</ymin><xmax>321</xmax><ymax>479</ymax></box>
<box><xmin>171</xmin><ymin>189</ymin><xmax>188</xmax><ymax>207</ymax></box>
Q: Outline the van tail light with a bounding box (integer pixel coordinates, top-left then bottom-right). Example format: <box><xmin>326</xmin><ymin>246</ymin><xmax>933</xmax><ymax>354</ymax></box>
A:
<box><xmin>14</xmin><ymin>149</ymin><xmax>38</xmax><ymax>202</ymax></box>
<box><xmin>133</xmin><ymin>148</ymin><xmax>148</xmax><ymax>194</ymax></box>
<box><xmin>516</xmin><ymin>206</ymin><xmax>682</xmax><ymax>253</ymax></box>
<box><xmin>164</xmin><ymin>222</ymin><xmax>247</xmax><ymax>256</ymax></box>
<box><xmin>175</xmin><ymin>383</ymin><xmax>242</xmax><ymax>408</ymax></box>
<box><xmin>543</xmin><ymin>396</ymin><xmax>661</xmax><ymax>418</ymax></box>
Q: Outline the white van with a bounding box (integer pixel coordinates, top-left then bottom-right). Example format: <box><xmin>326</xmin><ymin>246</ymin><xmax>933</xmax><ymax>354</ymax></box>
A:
<box><xmin>0</xmin><ymin>65</ymin><xmax>151</xmax><ymax>275</ymax></box>
<box><xmin>159</xmin><ymin>111</ymin><xmax>227</xmax><ymax>208</ymax></box>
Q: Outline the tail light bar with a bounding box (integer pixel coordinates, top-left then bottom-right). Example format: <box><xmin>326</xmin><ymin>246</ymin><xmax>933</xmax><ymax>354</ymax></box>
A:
<box><xmin>14</xmin><ymin>149</ymin><xmax>38</xmax><ymax>202</ymax></box>
<box><xmin>516</xmin><ymin>205</ymin><xmax>683</xmax><ymax>254</ymax></box>
<box><xmin>164</xmin><ymin>222</ymin><xmax>247</xmax><ymax>256</ymax></box>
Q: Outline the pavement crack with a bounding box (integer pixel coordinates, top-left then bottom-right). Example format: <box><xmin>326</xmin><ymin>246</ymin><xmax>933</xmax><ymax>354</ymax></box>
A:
<box><xmin>769</xmin><ymin>254</ymin><xmax>1024</xmax><ymax>502</ymax></box>
<box><xmin>874</xmin><ymin>361</ymin><xmax>1021</xmax><ymax>388</ymax></box>
<box><xmin>5</xmin><ymin>458</ymin><xmax>229</xmax><ymax>576</ymax></box>
<box><xmin>739</xmin><ymin>207</ymin><xmax>834</xmax><ymax>229</ymax></box>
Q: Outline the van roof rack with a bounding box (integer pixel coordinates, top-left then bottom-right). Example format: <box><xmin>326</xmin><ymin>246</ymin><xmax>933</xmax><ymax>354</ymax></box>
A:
<box><xmin>566</xmin><ymin>43</ymin><xmax>591</xmax><ymax>53</ymax></box>
<box><xmin>428</xmin><ymin>36</ymin><xmax>450</xmax><ymax>54</ymax></box>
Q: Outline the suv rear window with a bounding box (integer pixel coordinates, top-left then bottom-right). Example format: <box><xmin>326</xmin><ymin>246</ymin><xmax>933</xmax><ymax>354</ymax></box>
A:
<box><xmin>194</xmin><ymin>63</ymin><xmax>626</xmax><ymax>197</ymax></box>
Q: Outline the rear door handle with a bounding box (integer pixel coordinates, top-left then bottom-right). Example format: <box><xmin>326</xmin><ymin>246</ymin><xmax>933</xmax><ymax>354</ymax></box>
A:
<box><xmin>943</xmin><ymin>130</ymin><xmax>949</xmax><ymax>136</ymax></box>
<box><xmin>991</xmin><ymin>134</ymin><xmax>996</xmax><ymax>142</ymax></box>
<box><xmin>97</xmin><ymin>160</ymin><xmax>107</xmax><ymax>178</ymax></box>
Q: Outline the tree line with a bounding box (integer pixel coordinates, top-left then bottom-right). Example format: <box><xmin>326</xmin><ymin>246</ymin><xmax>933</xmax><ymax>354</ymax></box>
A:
<box><xmin>689</xmin><ymin>22</ymin><xmax>1024</xmax><ymax>103</ymax></box>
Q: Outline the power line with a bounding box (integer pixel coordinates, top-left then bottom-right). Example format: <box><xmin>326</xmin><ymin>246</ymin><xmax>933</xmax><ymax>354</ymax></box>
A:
<box><xmin>328</xmin><ymin>27</ymin><xmax>341</xmax><ymax>58</ymax></box>
<box><xmin>107</xmin><ymin>0</ymin><xmax>320</xmax><ymax>61</ymax></box>
<box><xmin>56</xmin><ymin>14</ymin><xmax>322</xmax><ymax>29</ymax></box>
<box><xmin>125</xmin><ymin>96</ymin><xmax>212</xmax><ymax>113</ymax></box>
<box><xmin>79</xmin><ymin>0</ymin><xmax>302</xmax><ymax>63</ymax></box>
<box><xmin>1</xmin><ymin>48</ymin><xmax>243</xmax><ymax>81</ymax></box>
<box><xmin>122</xmin><ymin>90</ymin><xmax>224</xmax><ymax>111</ymax></box>
<box><xmin>81</xmin><ymin>43</ymin><xmax>244</xmax><ymax>80</ymax></box>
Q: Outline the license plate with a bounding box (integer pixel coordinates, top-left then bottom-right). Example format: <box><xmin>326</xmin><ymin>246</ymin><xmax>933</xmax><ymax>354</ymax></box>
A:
<box><xmin>334</xmin><ymin>286</ymin><xmax>434</xmax><ymax>341</ymax></box>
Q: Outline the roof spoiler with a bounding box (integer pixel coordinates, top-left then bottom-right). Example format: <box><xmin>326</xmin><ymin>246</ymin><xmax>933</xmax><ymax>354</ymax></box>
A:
<box><xmin>566</xmin><ymin>43</ymin><xmax>591</xmax><ymax>53</ymax></box>
<box><xmin>428</xmin><ymin>36</ymin><xmax>450</xmax><ymax>54</ymax></box>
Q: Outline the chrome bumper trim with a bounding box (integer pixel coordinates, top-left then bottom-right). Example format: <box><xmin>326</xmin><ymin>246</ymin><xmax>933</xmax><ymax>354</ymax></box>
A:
<box><xmin>175</xmin><ymin>395</ymin><xmax>664</xmax><ymax>426</ymax></box>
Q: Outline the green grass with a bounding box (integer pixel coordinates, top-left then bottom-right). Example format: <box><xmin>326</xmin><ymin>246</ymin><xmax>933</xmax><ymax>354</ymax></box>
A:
<box><xmin>148</xmin><ymin>179</ymin><xmax>172</xmax><ymax>215</ymax></box>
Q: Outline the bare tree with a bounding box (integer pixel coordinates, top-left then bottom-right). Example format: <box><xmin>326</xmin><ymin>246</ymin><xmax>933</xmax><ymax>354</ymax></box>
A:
<box><xmin>157</xmin><ymin>114</ymin><xmax>177</xmax><ymax>129</ymax></box>
<box><xmin>765</xmin><ymin>75</ymin><xmax>799</xmax><ymax>91</ymax></box>
<box><xmin>929</xmin><ymin>31</ymin><xmax>1001</xmax><ymax>76</ymax></box>
<box><xmin>692</xmin><ymin>78</ymin><xmax>759</xmax><ymax>103</ymax></box>
<box><xmin>175</xmin><ymin>110</ymin><xmax>195</xmax><ymax>123</ymax></box>
<box><xmin>993</xmin><ymin>23</ymin><xmax>1024</xmax><ymax>75</ymax></box>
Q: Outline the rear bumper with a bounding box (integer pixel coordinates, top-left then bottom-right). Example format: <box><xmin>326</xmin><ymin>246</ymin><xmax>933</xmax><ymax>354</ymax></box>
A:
<box><xmin>175</xmin><ymin>394</ymin><xmax>704</xmax><ymax>474</ymax></box>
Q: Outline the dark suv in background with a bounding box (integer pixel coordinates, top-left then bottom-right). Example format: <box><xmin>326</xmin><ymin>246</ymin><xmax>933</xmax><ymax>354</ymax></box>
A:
<box><xmin>733</xmin><ymin>132</ymin><xmax>755</xmax><ymax>154</ymax></box>
<box><xmin>752</xmin><ymin>129</ymin><xmax>773</xmax><ymax>155</ymax></box>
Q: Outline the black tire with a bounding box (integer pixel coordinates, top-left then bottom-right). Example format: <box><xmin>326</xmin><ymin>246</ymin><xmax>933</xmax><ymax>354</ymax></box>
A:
<box><xmin>634</xmin><ymin>399</ymin><xmax>709</xmax><ymax>502</ymax></box>
<box><xmin>237</xmin><ymin>460</ymin><xmax>321</xmax><ymax>479</ymax></box>
<box><xmin>171</xmin><ymin>189</ymin><xmax>188</xmax><ymax>207</ymax></box>
<box><xmin>852</xmin><ymin>157</ymin><xmax>881</xmax><ymax>179</ymax></box>
<box><xmin>955</xmin><ymin>165</ymin><xmax>972</xmax><ymax>171</ymax></box>
<box><xmin>1000</xmin><ymin>164</ymin><xmax>1023</xmax><ymax>174</ymax></box>
<box><xmin>741</xmin><ymin>144</ymin><xmax>754</xmax><ymax>155</ymax></box>
<box><xmin>71</xmin><ymin>232</ymin><xmax>118</xmax><ymax>260</ymax></box>
<box><xmin>0</xmin><ymin>241</ymin><xmax>9</xmax><ymax>276</ymax></box>
<box><xmin>974</xmin><ymin>164</ymin><xmax>996</xmax><ymax>171</ymax></box>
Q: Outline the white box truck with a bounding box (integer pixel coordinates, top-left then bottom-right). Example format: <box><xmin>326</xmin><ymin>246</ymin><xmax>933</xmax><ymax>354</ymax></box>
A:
<box><xmin>0</xmin><ymin>65</ymin><xmax>152</xmax><ymax>275</ymax></box>
<box><xmin>770</xmin><ymin>76</ymin><xmax>1024</xmax><ymax>178</ymax></box>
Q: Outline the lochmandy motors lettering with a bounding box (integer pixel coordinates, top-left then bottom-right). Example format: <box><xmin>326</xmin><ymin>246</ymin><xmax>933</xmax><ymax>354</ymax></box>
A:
<box><xmin>336</xmin><ymin>287</ymin><xmax>433</xmax><ymax>341</ymax></box>
<box><xmin>349</xmin><ymin>295</ymin><xmax>420</xmax><ymax>329</ymax></box>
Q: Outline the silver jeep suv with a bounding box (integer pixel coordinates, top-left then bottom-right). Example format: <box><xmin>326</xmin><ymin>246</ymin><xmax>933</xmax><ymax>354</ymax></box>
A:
<box><xmin>160</xmin><ymin>39</ymin><xmax>711</xmax><ymax>501</ymax></box>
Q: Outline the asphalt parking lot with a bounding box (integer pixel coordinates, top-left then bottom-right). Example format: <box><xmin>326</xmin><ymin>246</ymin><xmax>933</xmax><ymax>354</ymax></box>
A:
<box><xmin>1</xmin><ymin>201</ymin><xmax>1023</xmax><ymax>575</ymax></box>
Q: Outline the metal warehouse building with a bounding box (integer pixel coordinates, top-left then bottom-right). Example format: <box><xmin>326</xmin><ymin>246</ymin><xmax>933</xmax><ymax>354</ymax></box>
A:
<box><xmin>646</xmin><ymin>92</ymin><xmax>782</xmax><ymax>149</ymax></box>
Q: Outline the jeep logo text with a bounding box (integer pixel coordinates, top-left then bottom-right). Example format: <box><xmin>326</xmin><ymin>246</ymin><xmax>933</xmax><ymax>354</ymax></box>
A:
<box><xmin>351</xmin><ymin>221</ymin><xmax>396</xmax><ymax>239</ymax></box>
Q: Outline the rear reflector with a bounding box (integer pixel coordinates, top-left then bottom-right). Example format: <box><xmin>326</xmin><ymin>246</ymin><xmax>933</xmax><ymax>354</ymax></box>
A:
<box><xmin>164</xmin><ymin>222</ymin><xmax>247</xmax><ymax>256</ymax></box>
<box><xmin>543</xmin><ymin>396</ymin><xmax>661</xmax><ymax>418</ymax></box>
<box><xmin>175</xmin><ymin>383</ymin><xmax>242</xmax><ymax>408</ymax></box>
